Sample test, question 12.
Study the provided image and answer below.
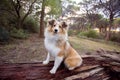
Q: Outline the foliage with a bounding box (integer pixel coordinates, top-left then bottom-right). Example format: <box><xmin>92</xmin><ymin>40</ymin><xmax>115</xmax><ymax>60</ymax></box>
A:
<box><xmin>87</xmin><ymin>14</ymin><xmax>103</xmax><ymax>27</ymax></box>
<box><xmin>0</xmin><ymin>0</ymin><xmax>40</xmax><ymax>41</ymax></box>
<box><xmin>45</xmin><ymin>0</ymin><xmax>62</xmax><ymax>16</ymax></box>
<box><xmin>70</xmin><ymin>13</ymin><xmax>104</xmax><ymax>31</ymax></box>
<box><xmin>10</xmin><ymin>28</ymin><xmax>28</xmax><ymax>39</ymax></box>
<box><xmin>114</xmin><ymin>18</ymin><xmax>120</xmax><ymax>28</ymax></box>
<box><xmin>78</xmin><ymin>30</ymin><xmax>100</xmax><ymax>39</ymax></box>
<box><xmin>78</xmin><ymin>0</ymin><xmax>120</xmax><ymax>40</ymax></box>
<box><xmin>68</xmin><ymin>30</ymin><xmax>73</xmax><ymax>36</ymax></box>
<box><xmin>68</xmin><ymin>30</ymin><xmax>80</xmax><ymax>36</ymax></box>
<box><xmin>0</xmin><ymin>27</ymin><xmax>9</xmax><ymax>42</ymax></box>
<box><xmin>96</xmin><ymin>18</ymin><xmax>109</xmax><ymax>28</ymax></box>
<box><xmin>0</xmin><ymin>0</ymin><xmax>38</xmax><ymax>29</ymax></box>
<box><xmin>23</xmin><ymin>17</ymin><xmax>39</xmax><ymax>33</ymax></box>
<box><xmin>110</xmin><ymin>32</ymin><xmax>120</xmax><ymax>43</ymax></box>
<box><xmin>99</xmin><ymin>0</ymin><xmax>120</xmax><ymax>18</ymax></box>
<box><xmin>95</xmin><ymin>0</ymin><xmax>120</xmax><ymax>40</ymax></box>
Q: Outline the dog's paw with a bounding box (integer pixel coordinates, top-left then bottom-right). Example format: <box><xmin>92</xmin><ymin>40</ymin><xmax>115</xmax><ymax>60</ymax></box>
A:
<box><xmin>50</xmin><ymin>69</ymin><xmax>56</xmax><ymax>74</ymax></box>
<box><xmin>43</xmin><ymin>61</ymin><xmax>49</xmax><ymax>65</ymax></box>
<box><xmin>68</xmin><ymin>67</ymin><xmax>75</xmax><ymax>70</ymax></box>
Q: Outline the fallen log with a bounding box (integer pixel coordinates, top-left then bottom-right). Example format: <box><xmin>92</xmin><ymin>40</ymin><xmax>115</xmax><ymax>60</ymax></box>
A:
<box><xmin>0</xmin><ymin>50</ymin><xmax>120</xmax><ymax>80</ymax></box>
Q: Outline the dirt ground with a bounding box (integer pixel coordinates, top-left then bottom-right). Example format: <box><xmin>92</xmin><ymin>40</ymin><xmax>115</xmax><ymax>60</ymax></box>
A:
<box><xmin>0</xmin><ymin>34</ymin><xmax>47</xmax><ymax>63</ymax></box>
<box><xmin>0</xmin><ymin>34</ymin><xmax>120</xmax><ymax>63</ymax></box>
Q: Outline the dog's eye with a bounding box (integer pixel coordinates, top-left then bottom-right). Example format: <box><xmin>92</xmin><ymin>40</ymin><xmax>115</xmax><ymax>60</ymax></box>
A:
<box><xmin>59</xmin><ymin>26</ymin><xmax>62</xmax><ymax>28</ymax></box>
<box><xmin>53</xmin><ymin>25</ymin><xmax>56</xmax><ymax>27</ymax></box>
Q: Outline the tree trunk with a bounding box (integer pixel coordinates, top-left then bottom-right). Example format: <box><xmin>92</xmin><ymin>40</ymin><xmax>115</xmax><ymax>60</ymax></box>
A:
<box><xmin>99</xmin><ymin>27</ymin><xmax>102</xmax><ymax>33</ymax></box>
<box><xmin>39</xmin><ymin>0</ymin><xmax>45</xmax><ymax>38</ymax></box>
<box><xmin>105</xmin><ymin>27</ymin><xmax>111</xmax><ymax>41</ymax></box>
<box><xmin>105</xmin><ymin>14</ymin><xmax>113</xmax><ymax>41</ymax></box>
<box><xmin>17</xmin><ymin>17</ymin><xmax>24</xmax><ymax>29</ymax></box>
<box><xmin>17</xmin><ymin>17</ymin><xmax>22</xmax><ymax>29</ymax></box>
<box><xmin>104</xmin><ymin>27</ymin><xmax>107</xmax><ymax>32</ymax></box>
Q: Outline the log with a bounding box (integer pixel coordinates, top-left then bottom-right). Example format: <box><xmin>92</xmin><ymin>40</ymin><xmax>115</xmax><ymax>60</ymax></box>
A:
<box><xmin>0</xmin><ymin>50</ymin><xmax>120</xmax><ymax>80</ymax></box>
<box><xmin>95</xmin><ymin>49</ymin><xmax>120</xmax><ymax>72</ymax></box>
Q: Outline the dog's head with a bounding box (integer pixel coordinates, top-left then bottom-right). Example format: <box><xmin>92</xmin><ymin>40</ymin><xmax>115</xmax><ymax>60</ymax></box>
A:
<box><xmin>46</xmin><ymin>19</ymin><xmax>68</xmax><ymax>35</ymax></box>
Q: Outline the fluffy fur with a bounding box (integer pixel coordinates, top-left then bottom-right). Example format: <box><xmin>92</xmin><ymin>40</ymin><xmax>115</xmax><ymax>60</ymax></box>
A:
<box><xmin>43</xmin><ymin>20</ymin><xmax>82</xmax><ymax>74</ymax></box>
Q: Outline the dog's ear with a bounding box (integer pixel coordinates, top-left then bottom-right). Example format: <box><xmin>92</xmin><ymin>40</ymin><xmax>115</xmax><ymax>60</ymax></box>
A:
<box><xmin>49</xmin><ymin>20</ymin><xmax>55</xmax><ymax>26</ymax></box>
<box><xmin>62</xmin><ymin>22</ymin><xmax>67</xmax><ymax>28</ymax></box>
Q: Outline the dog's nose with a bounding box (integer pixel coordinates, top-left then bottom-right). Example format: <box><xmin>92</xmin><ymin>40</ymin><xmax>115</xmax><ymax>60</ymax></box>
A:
<box><xmin>54</xmin><ymin>29</ymin><xmax>58</xmax><ymax>33</ymax></box>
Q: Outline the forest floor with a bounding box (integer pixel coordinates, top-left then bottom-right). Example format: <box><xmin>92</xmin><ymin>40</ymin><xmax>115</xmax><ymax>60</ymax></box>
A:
<box><xmin>0</xmin><ymin>34</ymin><xmax>120</xmax><ymax>63</ymax></box>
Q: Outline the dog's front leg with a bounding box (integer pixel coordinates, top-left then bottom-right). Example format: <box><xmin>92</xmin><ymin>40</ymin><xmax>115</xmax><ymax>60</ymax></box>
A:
<box><xmin>43</xmin><ymin>53</ymin><xmax>50</xmax><ymax>65</ymax></box>
<box><xmin>50</xmin><ymin>56</ymin><xmax>63</xmax><ymax>74</ymax></box>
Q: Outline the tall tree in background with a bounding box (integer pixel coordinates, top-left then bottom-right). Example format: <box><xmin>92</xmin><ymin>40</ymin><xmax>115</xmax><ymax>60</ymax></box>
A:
<box><xmin>80</xmin><ymin>0</ymin><xmax>120</xmax><ymax>40</ymax></box>
<box><xmin>39</xmin><ymin>0</ymin><xmax>45</xmax><ymax>38</ymax></box>
<box><xmin>114</xmin><ymin>18</ymin><xmax>120</xmax><ymax>29</ymax></box>
<box><xmin>96</xmin><ymin>18</ymin><xmax>109</xmax><ymax>33</ymax></box>
<box><xmin>98</xmin><ymin>0</ymin><xmax>120</xmax><ymax>40</ymax></box>
<box><xmin>45</xmin><ymin>0</ymin><xmax>62</xmax><ymax>17</ymax></box>
<box><xmin>39</xmin><ymin>0</ymin><xmax>62</xmax><ymax>38</ymax></box>
<box><xmin>0</xmin><ymin>0</ymin><xmax>37</xmax><ymax>30</ymax></box>
<box><xmin>10</xmin><ymin>0</ymin><xmax>37</xmax><ymax>29</ymax></box>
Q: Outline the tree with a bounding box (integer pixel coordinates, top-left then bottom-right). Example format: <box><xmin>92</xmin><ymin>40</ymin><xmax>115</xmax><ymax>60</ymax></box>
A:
<box><xmin>39</xmin><ymin>0</ymin><xmax>62</xmax><ymax>38</ymax></box>
<box><xmin>97</xmin><ymin>0</ymin><xmax>120</xmax><ymax>40</ymax></box>
<box><xmin>79</xmin><ymin>0</ymin><xmax>120</xmax><ymax>40</ymax></box>
<box><xmin>114</xmin><ymin>18</ymin><xmax>120</xmax><ymax>29</ymax></box>
<box><xmin>0</xmin><ymin>0</ymin><xmax>37</xmax><ymax>29</ymax></box>
<box><xmin>79</xmin><ymin>0</ymin><xmax>102</xmax><ymax>29</ymax></box>
<box><xmin>86</xmin><ymin>13</ymin><xmax>103</xmax><ymax>28</ymax></box>
<box><xmin>0</xmin><ymin>0</ymin><xmax>16</xmax><ymax>30</ymax></box>
<box><xmin>61</xmin><ymin>0</ymin><xmax>80</xmax><ymax>17</ymax></box>
<box><xmin>39</xmin><ymin>0</ymin><xmax>45</xmax><ymax>38</ymax></box>
<box><xmin>45</xmin><ymin>0</ymin><xmax>62</xmax><ymax>17</ymax></box>
<box><xmin>12</xmin><ymin>0</ymin><xmax>37</xmax><ymax>29</ymax></box>
<box><xmin>96</xmin><ymin>18</ymin><xmax>109</xmax><ymax>34</ymax></box>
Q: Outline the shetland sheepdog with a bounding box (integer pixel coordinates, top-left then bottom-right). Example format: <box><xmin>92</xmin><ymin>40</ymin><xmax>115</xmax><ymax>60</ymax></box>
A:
<box><xmin>43</xmin><ymin>19</ymin><xmax>82</xmax><ymax>74</ymax></box>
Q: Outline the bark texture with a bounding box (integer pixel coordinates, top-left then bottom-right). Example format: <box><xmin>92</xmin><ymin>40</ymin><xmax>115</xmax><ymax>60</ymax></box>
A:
<box><xmin>0</xmin><ymin>50</ymin><xmax>120</xmax><ymax>80</ymax></box>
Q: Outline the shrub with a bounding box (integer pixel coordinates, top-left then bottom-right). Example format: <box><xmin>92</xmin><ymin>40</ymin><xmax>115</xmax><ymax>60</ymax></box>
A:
<box><xmin>68</xmin><ymin>30</ymin><xmax>76</xmax><ymax>36</ymax></box>
<box><xmin>23</xmin><ymin>17</ymin><xmax>39</xmax><ymax>33</ymax></box>
<box><xmin>0</xmin><ymin>27</ymin><xmax>9</xmax><ymax>42</ymax></box>
<box><xmin>78</xmin><ymin>31</ymin><xmax>87</xmax><ymax>37</ymax></box>
<box><xmin>68</xmin><ymin>30</ymin><xmax>81</xmax><ymax>36</ymax></box>
<box><xmin>78</xmin><ymin>30</ymin><xmax>100</xmax><ymax>39</ymax></box>
<box><xmin>110</xmin><ymin>32</ymin><xmax>120</xmax><ymax>43</ymax></box>
<box><xmin>10</xmin><ymin>28</ymin><xmax>28</xmax><ymax>39</ymax></box>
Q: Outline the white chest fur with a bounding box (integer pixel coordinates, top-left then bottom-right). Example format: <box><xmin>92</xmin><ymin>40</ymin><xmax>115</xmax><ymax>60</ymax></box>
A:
<box><xmin>44</xmin><ymin>38</ymin><xmax>60</xmax><ymax>57</ymax></box>
<box><xmin>44</xmin><ymin>28</ymin><xmax>68</xmax><ymax>57</ymax></box>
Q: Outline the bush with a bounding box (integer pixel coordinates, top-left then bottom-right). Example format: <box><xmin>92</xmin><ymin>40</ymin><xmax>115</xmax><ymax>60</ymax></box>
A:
<box><xmin>110</xmin><ymin>32</ymin><xmax>120</xmax><ymax>43</ymax></box>
<box><xmin>0</xmin><ymin>27</ymin><xmax>9</xmax><ymax>42</ymax></box>
<box><xmin>23</xmin><ymin>17</ymin><xmax>39</xmax><ymax>33</ymax></box>
<box><xmin>68</xmin><ymin>30</ymin><xmax>81</xmax><ymax>36</ymax></box>
<box><xmin>68</xmin><ymin>30</ymin><xmax>76</xmax><ymax>36</ymax></box>
<box><xmin>78</xmin><ymin>30</ymin><xmax>100</xmax><ymax>39</ymax></box>
<box><xmin>10</xmin><ymin>28</ymin><xmax>28</xmax><ymax>39</ymax></box>
<box><xmin>68</xmin><ymin>30</ymin><xmax>73</xmax><ymax>36</ymax></box>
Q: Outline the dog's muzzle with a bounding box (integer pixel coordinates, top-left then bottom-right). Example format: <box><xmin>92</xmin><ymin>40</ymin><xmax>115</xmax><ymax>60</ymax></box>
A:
<box><xmin>54</xmin><ymin>29</ymin><xmax>58</xmax><ymax>33</ymax></box>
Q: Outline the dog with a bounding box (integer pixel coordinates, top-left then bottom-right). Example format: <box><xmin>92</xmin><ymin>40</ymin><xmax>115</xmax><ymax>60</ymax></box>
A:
<box><xmin>43</xmin><ymin>19</ymin><xmax>83</xmax><ymax>74</ymax></box>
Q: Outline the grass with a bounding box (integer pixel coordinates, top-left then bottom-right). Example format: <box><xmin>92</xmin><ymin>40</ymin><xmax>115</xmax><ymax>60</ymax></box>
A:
<box><xmin>0</xmin><ymin>34</ymin><xmax>120</xmax><ymax>63</ymax></box>
<box><xmin>69</xmin><ymin>36</ymin><xmax>120</xmax><ymax>54</ymax></box>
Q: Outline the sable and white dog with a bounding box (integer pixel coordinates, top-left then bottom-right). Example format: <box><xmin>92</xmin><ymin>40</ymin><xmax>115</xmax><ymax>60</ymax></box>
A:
<box><xmin>43</xmin><ymin>19</ymin><xmax>82</xmax><ymax>74</ymax></box>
